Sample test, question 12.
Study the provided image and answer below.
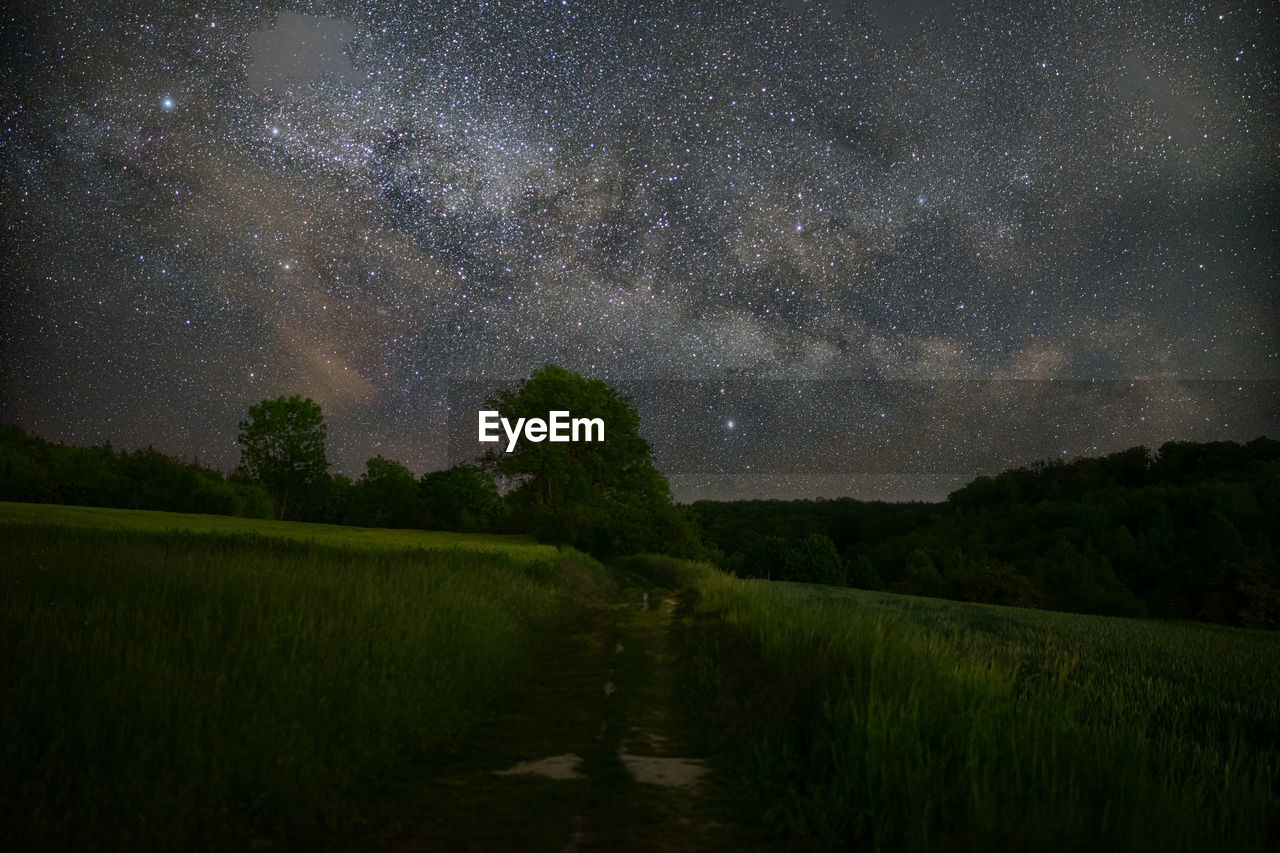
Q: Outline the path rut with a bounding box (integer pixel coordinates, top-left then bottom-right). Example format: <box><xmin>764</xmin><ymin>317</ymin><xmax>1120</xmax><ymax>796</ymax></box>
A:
<box><xmin>347</xmin><ymin>585</ymin><xmax>759</xmax><ymax>852</ymax></box>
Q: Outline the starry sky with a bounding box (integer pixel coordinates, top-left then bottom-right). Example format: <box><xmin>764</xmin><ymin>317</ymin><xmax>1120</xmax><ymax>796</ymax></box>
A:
<box><xmin>2</xmin><ymin>0</ymin><xmax>1276</xmax><ymax>501</ymax></box>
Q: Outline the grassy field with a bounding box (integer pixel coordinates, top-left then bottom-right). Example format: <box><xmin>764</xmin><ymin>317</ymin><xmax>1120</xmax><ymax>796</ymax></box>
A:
<box><xmin>0</xmin><ymin>500</ymin><xmax>556</xmax><ymax>560</ymax></box>
<box><xmin>6</xmin><ymin>503</ymin><xmax>1278</xmax><ymax>850</ymax></box>
<box><xmin>1</xmin><ymin>503</ymin><xmax>612</xmax><ymax>851</ymax></box>
<box><xmin>674</xmin><ymin>564</ymin><xmax>1280</xmax><ymax>851</ymax></box>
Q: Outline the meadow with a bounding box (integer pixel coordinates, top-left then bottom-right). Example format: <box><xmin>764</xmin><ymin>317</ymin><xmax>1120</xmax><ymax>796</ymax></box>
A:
<box><xmin>674</xmin><ymin>563</ymin><xmax>1280</xmax><ymax>850</ymax></box>
<box><xmin>0</xmin><ymin>500</ymin><xmax>556</xmax><ymax>560</ymax></box>
<box><xmin>0</xmin><ymin>502</ymin><xmax>613</xmax><ymax>850</ymax></box>
<box><xmin>5</xmin><ymin>502</ymin><xmax>1278</xmax><ymax>850</ymax></box>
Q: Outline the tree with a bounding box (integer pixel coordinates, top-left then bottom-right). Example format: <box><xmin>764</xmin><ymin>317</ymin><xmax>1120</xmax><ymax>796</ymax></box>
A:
<box><xmin>419</xmin><ymin>462</ymin><xmax>507</xmax><ymax>532</ymax></box>
<box><xmin>742</xmin><ymin>534</ymin><xmax>844</xmax><ymax>584</ymax></box>
<box><xmin>237</xmin><ymin>395</ymin><xmax>329</xmax><ymax>520</ymax></box>
<box><xmin>899</xmin><ymin>548</ymin><xmax>950</xmax><ymax>598</ymax></box>
<box><xmin>847</xmin><ymin>553</ymin><xmax>885</xmax><ymax>590</ymax></box>
<box><xmin>483</xmin><ymin>364</ymin><xmax>701</xmax><ymax>558</ymax></box>
<box><xmin>351</xmin><ymin>455</ymin><xmax>426</xmax><ymax>529</ymax></box>
<box><xmin>483</xmin><ymin>365</ymin><xmax>663</xmax><ymax>507</ymax></box>
<box><xmin>959</xmin><ymin>562</ymin><xmax>1044</xmax><ymax>608</ymax></box>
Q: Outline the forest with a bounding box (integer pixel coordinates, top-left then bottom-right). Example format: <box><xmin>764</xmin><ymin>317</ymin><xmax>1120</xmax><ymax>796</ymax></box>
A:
<box><xmin>695</xmin><ymin>438</ymin><xmax>1280</xmax><ymax>628</ymax></box>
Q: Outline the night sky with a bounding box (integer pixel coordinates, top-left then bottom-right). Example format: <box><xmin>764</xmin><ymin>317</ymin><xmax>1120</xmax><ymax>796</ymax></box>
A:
<box><xmin>3</xmin><ymin>1</ymin><xmax>1276</xmax><ymax>501</ymax></box>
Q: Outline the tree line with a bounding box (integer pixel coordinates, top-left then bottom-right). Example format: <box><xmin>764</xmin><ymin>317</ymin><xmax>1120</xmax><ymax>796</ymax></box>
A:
<box><xmin>695</xmin><ymin>438</ymin><xmax>1280</xmax><ymax>629</ymax></box>
<box><xmin>0</xmin><ymin>367</ymin><xmax>703</xmax><ymax>560</ymax></box>
<box><xmin>2</xmin><ymin>367</ymin><xmax>1276</xmax><ymax>628</ymax></box>
<box><xmin>0</xmin><ymin>424</ymin><xmax>274</xmax><ymax>518</ymax></box>
<box><xmin>229</xmin><ymin>394</ymin><xmax>509</xmax><ymax>533</ymax></box>
<box><xmin>227</xmin><ymin>368</ymin><xmax>704</xmax><ymax>560</ymax></box>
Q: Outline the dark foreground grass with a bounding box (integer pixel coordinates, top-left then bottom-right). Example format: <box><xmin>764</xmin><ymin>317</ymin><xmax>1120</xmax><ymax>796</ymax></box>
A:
<box><xmin>666</xmin><ymin>562</ymin><xmax>1279</xmax><ymax>851</ymax></box>
<box><xmin>0</xmin><ymin>518</ymin><xmax>613</xmax><ymax>851</ymax></box>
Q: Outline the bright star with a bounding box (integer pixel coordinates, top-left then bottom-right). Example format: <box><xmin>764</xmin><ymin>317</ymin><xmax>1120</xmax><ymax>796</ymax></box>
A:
<box><xmin>161</xmin><ymin>97</ymin><xmax>175</xmax><ymax>110</ymax></box>
<box><xmin>726</xmin><ymin>420</ymin><xmax>735</xmax><ymax>430</ymax></box>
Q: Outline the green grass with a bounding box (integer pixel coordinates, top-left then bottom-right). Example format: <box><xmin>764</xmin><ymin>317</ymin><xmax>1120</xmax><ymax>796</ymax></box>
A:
<box><xmin>672</xmin><ymin>564</ymin><xmax>1279</xmax><ymax>851</ymax></box>
<box><xmin>8</xmin><ymin>505</ymin><xmax>1278</xmax><ymax>850</ymax></box>
<box><xmin>0</xmin><ymin>500</ymin><xmax>556</xmax><ymax>561</ymax></box>
<box><xmin>771</xmin><ymin>581</ymin><xmax>1280</xmax><ymax>752</ymax></box>
<box><xmin>0</xmin><ymin>507</ymin><xmax>611</xmax><ymax>851</ymax></box>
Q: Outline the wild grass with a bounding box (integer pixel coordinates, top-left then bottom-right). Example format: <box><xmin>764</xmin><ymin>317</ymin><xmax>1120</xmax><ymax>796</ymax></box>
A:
<box><xmin>772</xmin><ymin>582</ymin><xmax>1280</xmax><ymax>752</ymax></box>
<box><xmin>674</xmin><ymin>566</ymin><xmax>1279</xmax><ymax>851</ymax></box>
<box><xmin>0</xmin><ymin>515</ymin><xmax>608</xmax><ymax>851</ymax></box>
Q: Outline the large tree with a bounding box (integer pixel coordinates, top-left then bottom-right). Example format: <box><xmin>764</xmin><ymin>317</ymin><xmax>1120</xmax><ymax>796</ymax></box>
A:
<box><xmin>483</xmin><ymin>365</ymin><xmax>701</xmax><ymax>558</ymax></box>
<box><xmin>237</xmin><ymin>395</ymin><xmax>329</xmax><ymax>520</ymax></box>
<box><xmin>483</xmin><ymin>365</ymin><xmax>663</xmax><ymax>506</ymax></box>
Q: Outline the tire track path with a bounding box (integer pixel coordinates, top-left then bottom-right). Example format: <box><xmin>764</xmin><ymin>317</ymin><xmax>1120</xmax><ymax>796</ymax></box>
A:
<box><xmin>351</xmin><ymin>586</ymin><xmax>759</xmax><ymax>852</ymax></box>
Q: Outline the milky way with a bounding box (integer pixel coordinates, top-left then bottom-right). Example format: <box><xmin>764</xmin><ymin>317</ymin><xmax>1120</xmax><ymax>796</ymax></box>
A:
<box><xmin>2</xmin><ymin>1</ymin><xmax>1276</xmax><ymax>500</ymax></box>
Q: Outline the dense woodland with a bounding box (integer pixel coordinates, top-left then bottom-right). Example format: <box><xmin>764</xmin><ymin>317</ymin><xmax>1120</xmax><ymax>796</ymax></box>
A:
<box><xmin>0</xmin><ymin>425</ymin><xmax>274</xmax><ymax>519</ymax></box>
<box><xmin>2</xmin><ymin>421</ymin><xmax>1276</xmax><ymax>628</ymax></box>
<box><xmin>696</xmin><ymin>438</ymin><xmax>1280</xmax><ymax>628</ymax></box>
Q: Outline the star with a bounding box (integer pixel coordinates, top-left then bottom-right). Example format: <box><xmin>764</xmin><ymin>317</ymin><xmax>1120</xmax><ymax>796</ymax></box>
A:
<box><xmin>2</xmin><ymin>1</ymin><xmax>1272</xmax><ymax>501</ymax></box>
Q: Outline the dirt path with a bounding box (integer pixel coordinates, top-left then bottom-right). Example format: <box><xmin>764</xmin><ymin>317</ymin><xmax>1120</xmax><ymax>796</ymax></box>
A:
<box><xmin>346</xmin><ymin>585</ymin><xmax>759</xmax><ymax>851</ymax></box>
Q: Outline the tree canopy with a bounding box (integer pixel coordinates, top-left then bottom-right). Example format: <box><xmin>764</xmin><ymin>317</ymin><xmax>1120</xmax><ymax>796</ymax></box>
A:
<box><xmin>237</xmin><ymin>395</ymin><xmax>329</xmax><ymax>520</ymax></box>
<box><xmin>696</xmin><ymin>437</ymin><xmax>1280</xmax><ymax>628</ymax></box>
<box><xmin>0</xmin><ymin>424</ymin><xmax>271</xmax><ymax>518</ymax></box>
<box><xmin>483</xmin><ymin>365</ymin><xmax>666</xmax><ymax>506</ymax></box>
<box><xmin>352</xmin><ymin>455</ymin><xmax>425</xmax><ymax>529</ymax></box>
<box><xmin>483</xmin><ymin>364</ymin><xmax>702</xmax><ymax>558</ymax></box>
<box><xmin>419</xmin><ymin>462</ymin><xmax>508</xmax><ymax>532</ymax></box>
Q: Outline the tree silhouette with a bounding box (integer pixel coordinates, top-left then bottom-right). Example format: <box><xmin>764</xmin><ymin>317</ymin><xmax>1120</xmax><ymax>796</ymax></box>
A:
<box><xmin>483</xmin><ymin>365</ymin><xmax>663</xmax><ymax>508</ymax></box>
<box><xmin>483</xmin><ymin>365</ymin><xmax>700</xmax><ymax>557</ymax></box>
<box><xmin>237</xmin><ymin>395</ymin><xmax>328</xmax><ymax>520</ymax></box>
